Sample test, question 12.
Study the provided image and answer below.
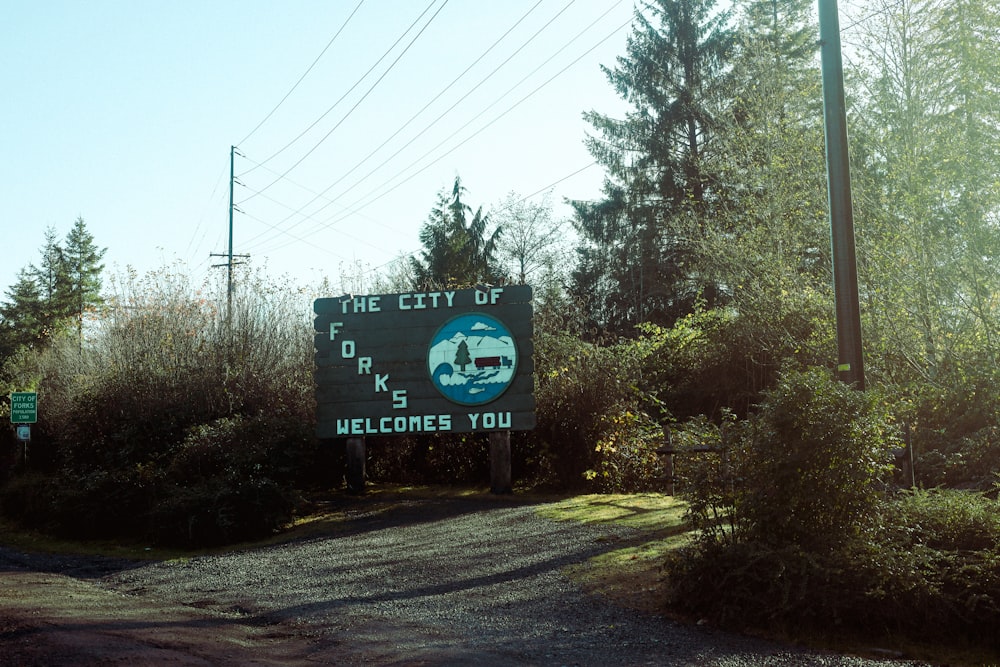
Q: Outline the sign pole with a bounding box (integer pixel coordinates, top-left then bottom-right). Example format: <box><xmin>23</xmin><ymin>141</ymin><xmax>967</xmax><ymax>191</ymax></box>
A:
<box><xmin>346</xmin><ymin>437</ymin><xmax>366</xmax><ymax>494</ymax></box>
<box><xmin>489</xmin><ymin>431</ymin><xmax>512</xmax><ymax>494</ymax></box>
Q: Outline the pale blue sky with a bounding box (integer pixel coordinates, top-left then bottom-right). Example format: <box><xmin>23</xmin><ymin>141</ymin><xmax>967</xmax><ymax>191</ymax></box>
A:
<box><xmin>1</xmin><ymin>0</ymin><xmax>635</xmax><ymax>296</ymax></box>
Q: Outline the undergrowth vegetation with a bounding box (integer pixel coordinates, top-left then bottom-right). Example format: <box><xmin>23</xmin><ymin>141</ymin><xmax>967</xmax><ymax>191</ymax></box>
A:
<box><xmin>2</xmin><ymin>266</ymin><xmax>1000</xmax><ymax>657</ymax></box>
<box><xmin>665</xmin><ymin>369</ymin><xmax>1000</xmax><ymax>654</ymax></box>
<box><xmin>1</xmin><ymin>269</ymin><xmax>320</xmax><ymax>546</ymax></box>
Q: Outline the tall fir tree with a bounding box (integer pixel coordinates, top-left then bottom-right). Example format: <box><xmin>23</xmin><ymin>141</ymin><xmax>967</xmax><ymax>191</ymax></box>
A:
<box><xmin>62</xmin><ymin>216</ymin><xmax>107</xmax><ymax>348</ymax></box>
<box><xmin>570</xmin><ymin>0</ymin><xmax>734</xmax><ymax>334</ymax></box>
<box><xmin>30</xmin><ymin>226</ymin><xmax>72</xmax><ymax>341</ymax></box>
<box><xmin>0</xmin><ymin>218</ymin><xmax>105</xmax><ymax>358</ymax></box>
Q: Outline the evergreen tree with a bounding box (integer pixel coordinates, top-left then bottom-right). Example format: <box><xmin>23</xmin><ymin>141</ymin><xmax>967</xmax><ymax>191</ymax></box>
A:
<box><xmin>31</xmin><ymin>226</ymin><xmax>72</xmax><ymax>339</ymax></box>
<box><xmin>454</xmin><ymin>339</ymin><xmax>472</xmax><ymax>371</ymax></box>
<box><xmin>570</xmin><ymin>0</ymin><xmax>735</xmax><ymax>334</ymax></box>
<box><xmin>62</xmin><ymin>216</ymin><xmax>107</xmax><ymax>348</ymax></box>
<box><xmin>0</xmin><ymin>269</ymin><xmax>45</xmax><ymax>360</ymax></box>
<box><xmin>411</xmin><ymin>177</ymin><xmax>504</xmax><ymax>290</ymax></box>
<box><xmin>0</xmin><ymin>218</ymin><xmax>105</xmax><ymax>358</ymax></box>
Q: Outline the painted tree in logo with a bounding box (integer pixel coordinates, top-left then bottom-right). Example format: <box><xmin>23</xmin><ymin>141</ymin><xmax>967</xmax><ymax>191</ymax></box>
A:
<box><xmin>454</xmin><ymin>339</ymin><xmax>472</xmax><ymax>371</ymax></box>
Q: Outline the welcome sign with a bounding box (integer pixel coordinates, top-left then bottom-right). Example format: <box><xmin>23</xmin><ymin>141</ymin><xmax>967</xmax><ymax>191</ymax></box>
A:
<box><xmin>314</xmin><ymin>285</ymin><xmax>534</xmax><ymax>438</ymax></box>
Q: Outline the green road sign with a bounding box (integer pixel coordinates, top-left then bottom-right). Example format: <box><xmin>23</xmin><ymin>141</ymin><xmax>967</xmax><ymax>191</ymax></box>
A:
<box><xmin>10</xmin><ymin>392</ymin><xmax>37</xmax><ymax>423</ymax></box>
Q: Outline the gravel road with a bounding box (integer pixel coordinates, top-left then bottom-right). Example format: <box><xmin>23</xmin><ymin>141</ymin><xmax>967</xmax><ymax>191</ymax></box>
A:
<box><xmin>1</xmin><ymin>495</ymin><xmax>930</xmax><ymax>665</ymax></box>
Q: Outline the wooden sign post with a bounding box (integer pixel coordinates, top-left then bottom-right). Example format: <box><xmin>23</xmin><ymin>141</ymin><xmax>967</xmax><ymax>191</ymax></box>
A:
<box><xmin>314</xmin><ymin>286</ymin><xmax>535</xmax><ymax>494</ymax></box>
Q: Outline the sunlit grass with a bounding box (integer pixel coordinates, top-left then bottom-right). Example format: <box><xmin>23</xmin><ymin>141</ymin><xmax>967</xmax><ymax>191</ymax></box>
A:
<box><xmin>536</xmin><ymin>492</ymin><xmax>687</xmax><ymax>532</ymax></box>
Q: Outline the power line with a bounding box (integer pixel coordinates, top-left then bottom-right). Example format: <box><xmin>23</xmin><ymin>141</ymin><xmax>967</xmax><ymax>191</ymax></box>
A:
<box><xmin>237</xmin><ymin>0</ymin><xmax>365</xmax><ymax>148</ymax></box>
<box><xmin>239</xmin><ymin>0</ymin><xmax>449</xmax><ymax>199</ymax></box>
<box><xmin>239</xmin><ymin>0</ymin><xmax>434</xmax><ymax>180</ymax></box>
<box><xmin>235</xmin><ymin>179</ymin><xmax>391</xmax><ymax>255</ymax></box>
<box><xmin>248</xmin><ymin>4</ymin><xmax>630</xmax><ymax>254</ymax></box>
<box><xmin>241</xmin><ymin>0</ymin><xmax>567</xmax><ymax>252</ymax></box>
<box><xmin>245</xmin><ymin>0</ymin><xmax>549</xmax><ymax>236</ymax></box>
<box><xmin>236</xmin><ymin>151</ymin><xmax>395</xmax><ymax>230</ymax></box>
<box><xmin>303</xmin><ymin>14</ymin><xmax>634</xmax><ymax>237</ymax></box>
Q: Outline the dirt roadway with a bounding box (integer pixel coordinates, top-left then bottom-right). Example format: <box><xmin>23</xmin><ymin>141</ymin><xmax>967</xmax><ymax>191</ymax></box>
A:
<box><xmin>0</xmin><ymin>496</ymin><xmax>930</xmax><ymax>666</ymax></box>
<box><xmin>0</xmin><ymin>568</ymin><xmax>330</xmax><ymax>665</ymax></box>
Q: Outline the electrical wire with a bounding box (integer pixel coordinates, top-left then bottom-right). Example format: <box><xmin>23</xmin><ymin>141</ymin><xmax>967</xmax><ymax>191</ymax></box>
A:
<box><xmin>291</xmin><ymin>13</ymin><xmax>633</xmax><ymax>243</ymax></box>
<box><xmin>239</xmin><ymin>0</ymin><xmax>436</xmax><ymax>180</ymax></box>
<box><xmin>235</xmin><ymin>180</ymin><xmax>392</xmax><ymax>254</ymax></box>
<box><xmin>241</xmin><ymin>0</ymin><xmax>573</xmax><ymax>252</ymax></box>
<box><xmin>237</xmin><ymin>0</ymin><xmax>365</xmax><ymax>149</ymax></box>
<box><xmin>245</xmin><ymin>3</ymin><xmax>628</xmax><ymax>255</ymax></box>
<box><xmin>239</xmin><ymin>0</ymin><xmax>449</xmax><ymax>202</ymax></box>
<box><xmin>247</xmin><ymin>0</ymin><xmax>550</xmax><ymax>237</ymax></box>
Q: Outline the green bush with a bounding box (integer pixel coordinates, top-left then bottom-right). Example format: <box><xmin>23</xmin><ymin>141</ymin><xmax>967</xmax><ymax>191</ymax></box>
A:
<box><xmin>903</xmin><ymin>379</ymin><xmax>1000</xmax><ymax>490</ymax></box>
<box><xmin>667</xmin><ymin>372</ymin><xmax>1000</xmax><ymax>649</ymax></box>
<box><xmin>856</xmin><ymin>489</ymin><xmax>1000</xmax><ymax>642</ymax></box>
<box><xmin>739</xmin><ymin>367</ymin><xmax>899</xmax><ymax>550</ymax></box>
<box><xmin>149</xmin><ymin>414</ymin><xmax>306</xmax><ymax>546</ymax></box>
<box><xmin>667</xmin><ymin>368</ymin><xmax>900</xmax><ymax>628</ymax></box>
<box><xmin>635</xmin><ymin>296</ymin><xmax>831</xmax><ymax>421</ymax></box>
<box><xmin>532</xmin><ymin>331</ymin><xmax>663</xmax><ymax>490</ymax></box>
<box><xmin>585</xmin><ymin>409</ymin><xmax>664</xmax><ymax>493</ymax></box>
<box><xmin>0</xmin><ymin>268</ymin><xmax>321</xmax><ymax>547</ymax></box>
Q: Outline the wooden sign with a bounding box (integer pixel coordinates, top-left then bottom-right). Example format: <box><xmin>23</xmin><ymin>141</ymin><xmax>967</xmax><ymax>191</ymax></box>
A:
<box><xmin>314</xmin><ymin>285</ymin><xmax>534</xmax><ymax>438</ymax></box>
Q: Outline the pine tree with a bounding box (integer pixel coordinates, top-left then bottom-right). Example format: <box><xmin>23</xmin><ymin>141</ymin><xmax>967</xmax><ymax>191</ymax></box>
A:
<box><xmin>62</xmin><ymin>216</ymin><xmax>107</xmax><ymax>348</ymax></box>
<box><xmin>29</xmin><ymin>226</ymin><xmax>72</xmax><ymax>341</ymax></box>
<box><xmin>0</xmin><ymin>218</ymin><xmax>106</xmax><ymax>358</ymax></box>
<box><xmin>0</xmin><ymin>269</ymin><xmax>45</xmax><ymax>360</ymax></box>
<box><xmin>454</xmin><ymin>339</ymin><xmax>472</xmax><ymax>372</ymax></box>
<box><xmin>411</xmin><ymin>177</ymin><xmax>504</xmax><ymax>290</ymax></box>
<box><xmin>571</xmin><ymin>0</ymin><xmax>735</xmax><ymax>333</ymax></box>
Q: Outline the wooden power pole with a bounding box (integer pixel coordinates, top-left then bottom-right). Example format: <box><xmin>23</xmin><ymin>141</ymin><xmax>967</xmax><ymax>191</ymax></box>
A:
<box><xmin>819</xmin><ymin>0</ymin><xmax>865</xmax><ymax>390</ymax></box>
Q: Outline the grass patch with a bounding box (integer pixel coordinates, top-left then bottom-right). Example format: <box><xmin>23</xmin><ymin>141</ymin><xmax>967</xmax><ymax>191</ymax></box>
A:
<box><xmin>535</xmin><ymin>493</ymin><xmax>691</xmax><ymax>615</ymax></box>
<box><xmin>535</xmin><ymin>493</ymin><xmax>687</xmax><ymax>532</ymax></box>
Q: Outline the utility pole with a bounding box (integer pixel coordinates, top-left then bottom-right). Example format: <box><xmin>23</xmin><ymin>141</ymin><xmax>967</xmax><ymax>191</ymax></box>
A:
<box><xmin>818</xmin><ymin>0</ymin><xmax>865</xmax><ymax>390</ymax></box>
<box><xmin>211</xmin><ymin>145</ymin><xmax>250</xmax><ymax>327</ymax></box>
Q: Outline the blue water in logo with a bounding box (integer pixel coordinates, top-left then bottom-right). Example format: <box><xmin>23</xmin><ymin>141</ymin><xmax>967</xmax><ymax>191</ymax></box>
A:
<box><xmin>428</xmin><ymin>313</ymin><xmax>517</xmax><ymax>406</ymax></box>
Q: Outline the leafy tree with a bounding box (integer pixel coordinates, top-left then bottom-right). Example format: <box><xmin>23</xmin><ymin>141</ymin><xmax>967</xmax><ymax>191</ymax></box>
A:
<box><xmin>410</xmin><ymin>176</ymin><xmax>504</xmax><ymax>290</ymax></box>
<box><xmin>850</xmin><ymin>0</ymin><xmax>1000</xmax><ymax>384</ymax></box>
<box><xmin>570</xmin><ymin>0</ymin><xmax>735</xmax><ymax>333</ymax></box>
<box><xmin>492</xmin><ymin>191</ymin><xmax>566</xmax><ymax>286</ymax></box>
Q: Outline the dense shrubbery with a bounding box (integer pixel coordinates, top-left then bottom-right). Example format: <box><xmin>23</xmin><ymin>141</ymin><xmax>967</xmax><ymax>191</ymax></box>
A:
<box><xmin>0</xmin><ymin>268</ymin><xmax>320</xmax><ymax>546</ymax></box>
<box><xmin>364</xmin><ymin>433</ymin><xmax>490</xmax><ymax>486</ymax></box>
<box><xmin>529</xmin><ymin>331</ymin><xmax>665</xmax><ymax>492</ymax></box>
<box><xmin>665</xmin><ymin>368</ymin><xmax>1000</xmax><ymax>648</ymax></box>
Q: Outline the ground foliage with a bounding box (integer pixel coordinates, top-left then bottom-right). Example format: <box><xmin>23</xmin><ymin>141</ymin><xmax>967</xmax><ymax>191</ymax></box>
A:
<box><xmin>0</xmin><ymin>268</ymin><xmax>321</xmax><ymax>547</ymax></box>
<box><xmin>665</xmin><ymin>368</ymin><xmax>1000</xmax><ymax>651</ymax></box>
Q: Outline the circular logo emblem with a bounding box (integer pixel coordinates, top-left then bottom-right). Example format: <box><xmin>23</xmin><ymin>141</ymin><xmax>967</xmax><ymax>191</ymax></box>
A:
<box><xmin>428</xmin><ymin>313</ymin><xmax>518</xmax><ymax>406</ymax></box>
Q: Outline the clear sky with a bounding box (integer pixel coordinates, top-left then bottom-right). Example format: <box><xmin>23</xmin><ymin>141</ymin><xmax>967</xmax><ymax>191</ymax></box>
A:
<box><xmin>1</xmin><ymin>0</ymin><xmax>636</xmax><ymax>297</ymax></box>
